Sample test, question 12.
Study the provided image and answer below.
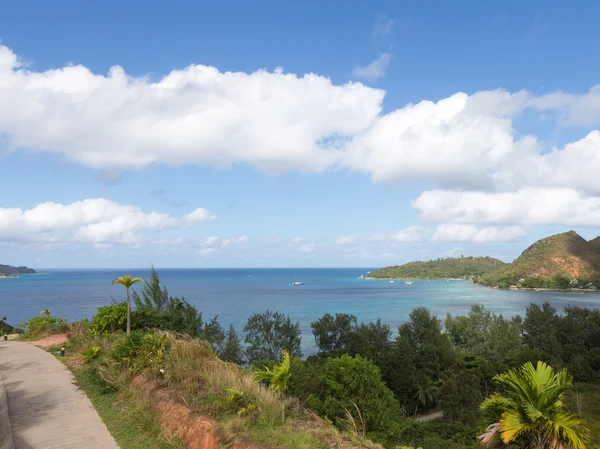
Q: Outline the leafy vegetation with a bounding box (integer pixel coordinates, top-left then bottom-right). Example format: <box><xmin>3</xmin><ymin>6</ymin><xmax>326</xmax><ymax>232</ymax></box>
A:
<box><xmin>17</xmin><ymin>266</ymin><xmax>600</xmax><ymax>449</ymax></box>
<box><xmin>368</xmin><ymin>256</ymin><xmax>506</xmax><ymax>280</ymax></box>
<box><xmin>479</xmin><ymin>361</ymin><xmax>589</xmax><ymax>449</ymax></box>
<box><xmin>478</xmin><ymin>231</ymin><xmax>600</xmax><ymax>289</ymax></box>
<box><xmin>0</xmin><ymin>263</ymin><xmax>36</xmax><ymax>276</ymax></box>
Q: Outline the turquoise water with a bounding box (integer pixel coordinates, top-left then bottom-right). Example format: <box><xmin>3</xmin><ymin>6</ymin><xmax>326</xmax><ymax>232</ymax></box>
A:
<box><xmin>2</xmin><ymin>268</ymin><xmax>599</xmax><ymax>352</ymax></box>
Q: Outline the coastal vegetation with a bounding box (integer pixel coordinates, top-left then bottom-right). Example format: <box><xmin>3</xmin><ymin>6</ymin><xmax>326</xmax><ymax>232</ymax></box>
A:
<box><xmin>0</xmin><ymin>263</ymin><xmax>36</xmax><ymax>276</ymax></box>
<box><xmin>11</xmin><ymin>268</ymin><xmax>600</xmax><ymax>449</ymax></box>
<box><xmin>372</xmin><ymin>231</ymin><xmax>600</xmax><ymax>291</ymax></box>
<box><xmin>368</xmin><ymin>256</ymin><xmax>506</xmax><ymax>280</ymax></box>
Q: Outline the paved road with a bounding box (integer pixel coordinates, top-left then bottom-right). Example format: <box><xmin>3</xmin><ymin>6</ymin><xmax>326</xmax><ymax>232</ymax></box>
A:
<box><xmin>414</xmin><ymin>411</ymin><xmax>444</xmax><ymax>422</ymax></box>
<box><xmin>0</xmin><ymin>341</ymin><xmax>120</xmax><ymax>449</ymax></box>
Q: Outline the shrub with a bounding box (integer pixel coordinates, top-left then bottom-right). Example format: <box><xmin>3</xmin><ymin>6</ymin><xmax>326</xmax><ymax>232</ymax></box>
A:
<box><xmin>89</xmin><ymin>302</ymin><xmax>127</xmax><ymax>334</ymax></box>
<box><xmin>19</xmin><ymin>315</ymin><xmax>65</xmax><ymax>334</ymax></box>
<box><xmin>306</xmin><ymin>354</ymin><xmax>402</xmax><ymax>434</ymax></box>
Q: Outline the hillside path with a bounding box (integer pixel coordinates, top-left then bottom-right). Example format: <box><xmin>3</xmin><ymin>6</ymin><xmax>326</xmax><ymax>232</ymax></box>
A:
<box><xmin>0</xmin><ymin>340</ymin><xmax>120</xmax><ymax>449</ymax></box>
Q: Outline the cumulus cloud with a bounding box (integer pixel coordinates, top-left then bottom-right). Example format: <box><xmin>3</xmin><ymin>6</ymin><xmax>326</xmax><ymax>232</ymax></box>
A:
<box><xmin>0</xmin><ymin>198</ymin><xmax>213</xmax><ymax>244</ymax></box>
<box><xmin>412</xmin><ymin>188</ymin><xmax>600</xmax><ymax>227</ymax></box>
<box><xmin>0</xmin><ymin>44</ymin><xmax>383</xmax><ymax>174</ymax></box>
<box><xmin>352</xmin><ymin>53</ymin><xmax>392</xmax><ymax>80</ymax></box>
<box><xmin>431</xmin><ymin>224</ymin><xmax>527</xmax><ymax>243</ymax></box>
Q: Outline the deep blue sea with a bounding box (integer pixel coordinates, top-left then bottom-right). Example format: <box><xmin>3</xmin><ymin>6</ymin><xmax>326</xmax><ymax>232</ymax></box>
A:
<box><xmin>2</xmin><ymin>268</ymin><xmax>599</xmax><ymax>353</ymax></box>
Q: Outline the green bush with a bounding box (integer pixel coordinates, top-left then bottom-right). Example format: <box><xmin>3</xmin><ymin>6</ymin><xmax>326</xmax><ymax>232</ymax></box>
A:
<box><xmin>90</xmin><ymin>302</ymin><xmax>127</xmax><ymax>334</ymax></box>
<box><xmin>306</xmin><ymin>354</ymin><xmax>402</xmax><ymax>434</ymax></box>
<box><xmin>19</xmin><ymin>315</ymin><xmax>65</xmax><ymax>333</ymax></box>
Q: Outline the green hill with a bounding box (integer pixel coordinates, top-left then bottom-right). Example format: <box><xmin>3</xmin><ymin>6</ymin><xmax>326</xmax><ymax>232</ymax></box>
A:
<box><xmin>478</xmin><ymin>231</ymin><xmax>600</xmax><ymax>289</ymax></box>
<box><xmin>0</xmin><ymin>264</ymin><xmax>36</xmax><ymax>276</ymax></box>
<box><xmin>368</xmin><ymin>256</ymin><xmax>507</xmax><ymax>280</ymax></box>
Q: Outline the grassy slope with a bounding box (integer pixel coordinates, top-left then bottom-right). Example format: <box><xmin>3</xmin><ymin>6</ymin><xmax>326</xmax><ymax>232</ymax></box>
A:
<box><xmin>480</xmin><ymin>231</ymin><xmax>600</xmax><ymax>287</ymax></box>
<box><xmin>50</xmin><ymin>346</ymin><xmax>182</xmax><ymax>449</ymax></box>
<box><xmin>368</xmin><ymin>257</ymin><xmax>506</xmax><ymax>280</ymax></box>
<box><xmin>58</xmin><ymin>332</ymin><xmax>382</xmax><ymax>449</ymax></box>
<box><xmin>566</xmin><ymin>384</ymin><xmax>600</xmax><ymax>448</ymax></box>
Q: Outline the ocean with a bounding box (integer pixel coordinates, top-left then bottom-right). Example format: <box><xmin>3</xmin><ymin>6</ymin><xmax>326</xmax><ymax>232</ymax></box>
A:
<box><xmin>2</xmin><ymin>268</ymin><xmax>599</xmax><ymax>353</ymax></box>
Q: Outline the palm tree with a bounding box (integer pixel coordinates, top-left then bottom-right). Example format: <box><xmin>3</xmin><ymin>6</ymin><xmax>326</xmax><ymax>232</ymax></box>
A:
<box><xmin>413</xmin><ymin>375</ymin><xmax>437</xmax><ymax>415</ymax></box>
<box><xmin>479</xmin><ymin>361</ymin><xmax>589</xmax><ymax>449</ymax></box>
<box><xmin>254</xmin><ymin>350</ymin><xmax>291</xmax><ymax>423</ymax></box>
<box><xmin>112</xmin><ymin>275</ymin><xmax>144</xmax><ymax>335</ymax></box>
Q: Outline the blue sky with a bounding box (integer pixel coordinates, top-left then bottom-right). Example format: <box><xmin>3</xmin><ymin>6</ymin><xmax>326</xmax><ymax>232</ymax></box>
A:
<box><xmin>1</xmin><ymin>0</ymin><xmax>600</xmax><ymax>268</ymax></box>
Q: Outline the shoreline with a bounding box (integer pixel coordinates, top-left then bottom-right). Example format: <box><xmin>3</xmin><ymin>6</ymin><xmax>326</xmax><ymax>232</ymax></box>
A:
<box><xmin>476</xmin><ymin>284</ymin><xmax>600</xmax><ymax>293</ymax></box>
<box><xmin>361</xmin><ymin>277</ymin><xmax>600</xmax><ymax>293</ymax></box>
<box><xmin>362</xmin><ymin>277</ymin><xmax>468</xmax><ymax>281</ymax></box>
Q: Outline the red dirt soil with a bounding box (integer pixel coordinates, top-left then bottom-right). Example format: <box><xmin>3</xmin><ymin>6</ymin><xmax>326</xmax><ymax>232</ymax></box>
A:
<box><xmin>30</xmin><ymin>333</ymin><xmax>69</xmax><ymax>348</ymax></box>
<box><xmin>132</xmin><ymin>376</ymin><xmax>258</xmax><ymax>449</ymax></box>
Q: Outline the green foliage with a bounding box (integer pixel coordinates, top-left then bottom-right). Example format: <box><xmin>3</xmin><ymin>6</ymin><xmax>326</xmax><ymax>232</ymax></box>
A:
<box><xmin>90</xmin><ymin>302</ymin><xmax>128</xmax><ymax>334</ymax></box>
<box><xmin>19</xmin><ymin>314</ymin><xmax>65</xmax><ymax>333</ymax></box>
<box><xmin>220</xmin><ymin>324</ymin><xmax>245</xmax><ymax>365</ymax></box>
<box><xmin>396</xmin><ymin>308</ymin><xmax>454</xmax><ymax>413</ymax></box>
<box><xmin>82</xmin><ymin>346</ymin><xmax>101</xmax><ymax>362</ymax></box>
<box><xmin>368</xmin><ymin>256</ymin><xmax>506</xmax><ymax>280</ymax></box>
<box><xmin>244</xmin><ymin>310</ymin><xmax>302</xmax><ymax>364</ymax></box>
<box><xmin>306</xmin><ymin>354</ymin><xmax>402</xmax><ymax>434</ymax></box>
<box><xmin>521</xmin><ymin>302</ymin><xmax>562</xmax><ymax>361</ymax></box>
<box><xmin>311</xmin><ymin>313</ymin><xmax>357</xmax><ymax>357</ymax></box>
<box><xmin>479</xmin><ymin>361</ymin><xmax>590</xmax><ymax>449</ymax></box>
<box><xmin>254</xmin><ymin>350</ymin><xmax>292</xmax><ymax>392</ymax></box>
<box><xmin>0</xmin><ymin>263</ymin><xmax>36</xmax><ymax>275</ymax></box>
<box><xmin>437</xmin><ymin>363</ymin><xmax>482</xmax><ymax>424</ymax></box>
<box><xmin>132</xmin><ymin>266</ymin><xmax>169</xmax><ymax>311</ymax></box>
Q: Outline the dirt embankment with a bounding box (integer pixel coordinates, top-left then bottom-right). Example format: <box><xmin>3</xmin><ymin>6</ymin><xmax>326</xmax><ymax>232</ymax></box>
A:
<box><xmin>30</xmin><ymin>334</ymin><xmax>69</xmax><ymax>348</ymax></box>
<box><xmin>132</xmin><ymin>376</ymin><xmax>258</xmax><ymax>449</ymax></box>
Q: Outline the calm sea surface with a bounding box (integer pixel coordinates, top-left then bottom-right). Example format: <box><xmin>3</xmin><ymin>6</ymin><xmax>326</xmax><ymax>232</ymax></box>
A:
<box><xmin>2</xmin><ymin>268</ymin><xmax>599</xmax><ymax>353</ymax></box>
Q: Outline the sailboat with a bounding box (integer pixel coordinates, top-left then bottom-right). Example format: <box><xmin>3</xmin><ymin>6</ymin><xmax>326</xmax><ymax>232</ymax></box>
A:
<box><xmin>405</xmin><ymin>281</ymin><xmax>413</xmax><ymax>285</ymax></box>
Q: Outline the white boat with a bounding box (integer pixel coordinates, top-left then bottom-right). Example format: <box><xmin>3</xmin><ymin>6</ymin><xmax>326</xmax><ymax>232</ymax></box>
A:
<box><xmin>389</xmin><ymin>280</ymin><xmax>394</xmax><ymax>283</ymax></box>
<box><xmin>292</xmin><ymin>281</ymin><xmax>304</xmax><ymax>286</ymax></box>
<box><xmin>405</xmin><ymin>281</ymin><xmax>413</xmax><ymax>285</ymax></box>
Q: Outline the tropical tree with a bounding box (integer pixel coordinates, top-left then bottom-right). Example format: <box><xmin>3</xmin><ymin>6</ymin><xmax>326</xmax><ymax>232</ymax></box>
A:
<box><xmin>479</xmin><ymin>361</ymin><xmax>589</xmax><ymax>449</ymax></box>
<box><xmin>254</xmin><ymin>350</ymin><xmax>292</xmax><ymax>423</ymax></box>
<box><xmin>112</xmin><ymin>275</ymin><xmax>144</xmax><ymax>335</ymax></box>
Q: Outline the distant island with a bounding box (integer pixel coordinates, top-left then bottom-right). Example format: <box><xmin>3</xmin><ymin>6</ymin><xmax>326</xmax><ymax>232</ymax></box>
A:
<box><xmin>0</xmin><ymin>264</ymin><xmax>36</xmax><ymax>277</ymax></box>
<box><xmin>369</xmin><ymin>231</ymin><xmax>600</xmax><ymax>291</ymax></box>
<box><xmin>476</xmin><ymin>230</ymin><xmax>600</xmax><ymax>290</ymax></box>
<box><xmin>367</xmin><ymin>256</ymin><xmax>506</xmax><ymax>280</ymax></box>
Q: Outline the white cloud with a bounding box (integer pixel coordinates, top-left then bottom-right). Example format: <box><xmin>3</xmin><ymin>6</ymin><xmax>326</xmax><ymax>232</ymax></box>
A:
<box><xmin>222</xmin><ymin>236</ymin><xmax>248</xmax><ymax>247</ymax></box>
<box><xmin>299</xmin><ymin>243</ymin><xmax>316</xmax><ymax>253</ymax></box>
<box><xmin>0</xmin><ymin>198</ymin><xmax>213</xmax><ymax>244</ymax></box>
<box><xmin>184</xmin><ymin>208</ymin><xmax>215</xmax><ymax>223</ymax></box>
<box><xmin>344</xmin><ymin>91</ymin><xmax>533</xmax><ymax>186</ymax></box>
<box><xmin>0</xmin><ymin>44</ymin><xmax>383</xmax><ymax>174</ymax></box>
<box><xmin>412</xmin><ymin>188</ymin><xmax>600</xmax><ymax>227</ymax></box>
<box><xmin>431</xmin><ymin>224</ymin><xmax>526</xmax><ymax>243</ymax></box>
<box><xmin>370</xmin><ymin>226</ymin><xmax>429</xmax><ymax>242</ymax></box>
<box><xmin>292</xmin><ymin>236</ymin><xmax>303</xmax><ymax>243</ymax></box>
<box><xmin>202</xmin><ymin>236</ymin><xmax>220</xmax><ymax>247</ymax></box>
<box><xmin>335</xmin><ymin>235</ymin><xmax>356</xmax><ymax>245</ymax></box>
<box><xmin>352</xmin><ymin>53</ymin><xmax>392</xmax><ymax>80</ymax></box>
<box><xmin>199</xmin><ymin>248</ymin><xmax>214</xmax><ymax>256</ymax></box>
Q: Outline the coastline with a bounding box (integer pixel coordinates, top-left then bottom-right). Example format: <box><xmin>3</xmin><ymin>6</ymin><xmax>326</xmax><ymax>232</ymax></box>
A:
<box><xmin>473</xmin><ymin>283</ymin><xmax>600</xmax><ymax>293</ymax></box>
<box><xmin>361</xmin><ymin>277</ymin><xmax>600</xmax><ymax>293</ymax></box>
<box><xmin>362</xmin><ymin>277</ymin><xmax>467</xmax><ymax>281</ymax></box>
